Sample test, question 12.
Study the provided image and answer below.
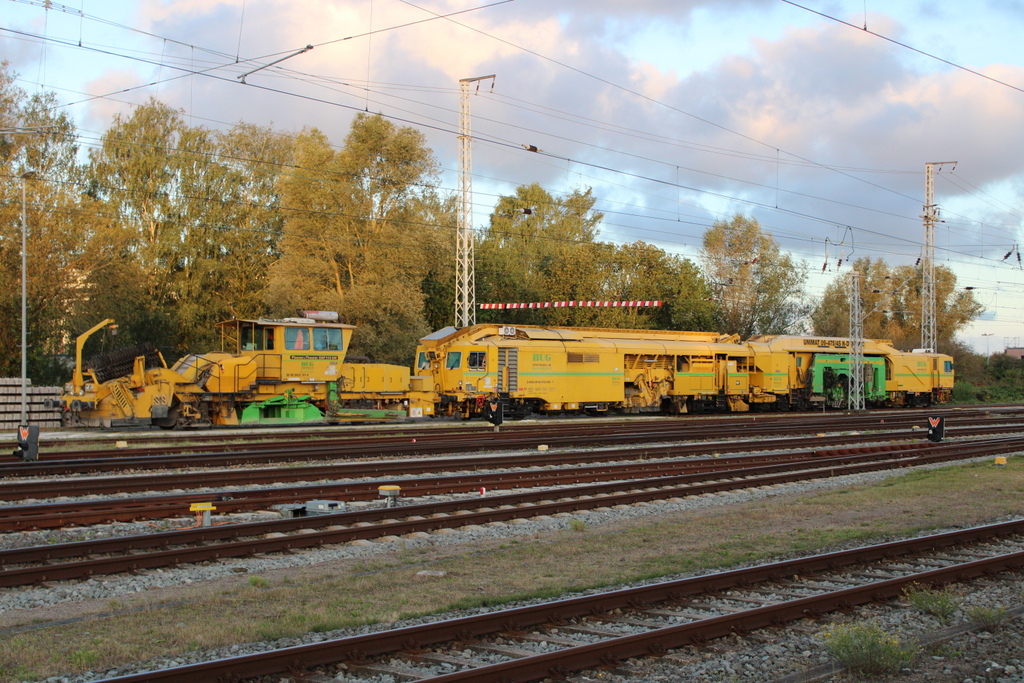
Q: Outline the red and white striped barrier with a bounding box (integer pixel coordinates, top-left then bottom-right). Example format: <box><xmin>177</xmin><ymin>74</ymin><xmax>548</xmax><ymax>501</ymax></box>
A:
<box><xmin>480</xmin><ymin>301</ymin><xmax>662</xmax><ymax>309</ymax></box>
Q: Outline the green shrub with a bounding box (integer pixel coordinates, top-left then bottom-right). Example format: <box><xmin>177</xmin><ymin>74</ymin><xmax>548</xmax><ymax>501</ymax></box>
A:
<box><xmin>903</xmin><ymin>584</ymin><xmax>961</xmax><ymax>623</ymax></box>
<box><xmin>966</xmin><ymin>606</ymin><xmax>1008</xmax><ymax>631</ymax></box>
<box><xmin>248</xmin><ymin>575</ymin><xmax>270</xmax><ymax>588</ymax></box>
<box><xmin>568</xmin><ymin>519</ymin><xmax>587</xmax><ymax>533</ymax></box>
<box><xmin>821</xmin><ymin>621</ymin><xmax>918</xmax><ymax>676</ymax></box>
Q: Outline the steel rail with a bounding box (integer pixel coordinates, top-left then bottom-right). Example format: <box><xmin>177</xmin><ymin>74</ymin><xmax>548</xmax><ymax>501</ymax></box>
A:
<box><xmin>0</xmin><ymin>439</ymin><xmax>937</xmax><ymax>530</ymax></box>
<box><xmin>86</xmin><ymin>519</ymin><xmax>1024</xmax><ymax>682</ymax></box>
<box><xmin>0</xmin><ymin>421</ymin><xmax>1015</xmax><ymax>519</ymax></box>
<box><xmin>1</xmin><ymin>436</ymin><xmax>1021</xmax><ymax>587</ymax></box>
<box><xmin>0</xmin><ymin>406</ymin><xmax>1010</xmax><ymax>472</ymax></box>
<box><xmin>0</xmin><ymin>430</ymin><xmax>941</xmax><ymax>500</ymax></box>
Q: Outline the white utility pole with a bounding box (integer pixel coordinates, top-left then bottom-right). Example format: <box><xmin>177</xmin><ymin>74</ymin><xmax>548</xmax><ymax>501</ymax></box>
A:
<box><xmin>1</xmin><ymin>125</ymin><xmax>56</xmax><ymax>428</ymax></box>
<box><xmin>455</xmin><ymin>74</ymin><xmax>495</xmax><ymax>328</ymax></box>
<box><xmin>19</xmin><ymin>171</ymin><xmax>37</xmax><ymax>425</ymax></box>
<box><xmin>921</xmin><ymin>161</ymin><xmax>956</xmax><ymax>352</ymax></box>
<box><xmin>848</xmin><ymin>270</ymin><xmax>865</xmax><ymax>411</ymax></box>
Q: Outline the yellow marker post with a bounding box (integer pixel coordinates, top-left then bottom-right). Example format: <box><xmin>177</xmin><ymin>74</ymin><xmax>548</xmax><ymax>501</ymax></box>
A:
<box><xmin>189</xmin><ymin>502</ymin><xmax>216</xmax><ymax>527</ymax></box>
<box><xmin>379</xmin><ymin>485</ymin><xmax>401</xmax><ymax>508</ymax></box>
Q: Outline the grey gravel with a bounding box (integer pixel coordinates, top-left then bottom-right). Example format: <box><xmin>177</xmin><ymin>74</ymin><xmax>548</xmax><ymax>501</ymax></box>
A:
<box><xmin>4</xmin><ymin>449</ymin><xmax>1019</xmax><ymax>683</ymax></box>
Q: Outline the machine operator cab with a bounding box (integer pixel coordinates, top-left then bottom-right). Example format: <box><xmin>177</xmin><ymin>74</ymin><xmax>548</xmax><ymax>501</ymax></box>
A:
<box><xmin>198</xmin><ymin>311</ymin><xmax>355</xmax><ymax>391</ymax></box>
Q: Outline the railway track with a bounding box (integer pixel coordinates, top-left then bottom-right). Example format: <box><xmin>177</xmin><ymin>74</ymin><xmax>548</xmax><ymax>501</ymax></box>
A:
<box><xmin>0</xmin><ymin>435</ymin><xmax>936</xmax><ymax>530</ymax></box>
<box><xmin>2</xmin><ymin>405</ymin><xmax>1015</xmax><ymax>468</ymax></box>
<box><xmin>1</xmin><ymin>421</ymin><xmax>1021</xmax><ymax>531</ymax></box>
<box><xmin>2</xmin><ymin>435</ymin><xmax>1021</xmax><ymax>588</ymax></box>
<box><xmin>84</xmin><ymin>519</ymin><xmax>1024</xmax><ymax>682</ymax></box>
<box><xmin>3</xmin><ymin>410</ymin><xmax>1022</xmax><ymax>481</ymax></box>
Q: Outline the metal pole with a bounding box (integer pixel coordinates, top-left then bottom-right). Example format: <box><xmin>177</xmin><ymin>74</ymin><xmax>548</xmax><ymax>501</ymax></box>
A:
<box><xmin>19</xmin><ymin>171</ymin><xmax>33</xmax><ymax>426</ymax></box>
<box><xmin>922</xmin><ymin>161</ymin><xmax>956</xmax><ymax>352</ymax></box>
<box><xmin>848</xmin><ymin>271</ymin><xmax>865</xmax><ymax>411</ymax></box>
<box><xmin>455</xmin><ymin>74</ymin><xmax>494</xmax><ymax>328</ymax></box>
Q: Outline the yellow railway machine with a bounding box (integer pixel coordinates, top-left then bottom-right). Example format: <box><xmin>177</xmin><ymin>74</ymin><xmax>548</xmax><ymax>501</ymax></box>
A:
<box><xmin>59</xmin><ymin>313</ymin><xmax>432</xmax><ymax>428</ymax></box>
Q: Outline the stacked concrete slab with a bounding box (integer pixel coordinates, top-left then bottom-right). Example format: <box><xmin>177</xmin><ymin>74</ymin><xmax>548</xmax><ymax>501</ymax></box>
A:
<box><xmin>0</xmin><ymin>379</ymin><xmax>62</xmax><ymax>430</ymax></box>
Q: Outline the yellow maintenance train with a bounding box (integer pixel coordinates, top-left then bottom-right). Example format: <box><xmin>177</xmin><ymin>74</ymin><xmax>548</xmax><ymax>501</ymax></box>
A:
<box><xmin>56</xmin><ymin>317</ymin><xmax>954</xmax><ymax>428</ymax></box>
<box><xmin>59</xmin><ymin>313</ymin><xmax>431</xmax><ymax>428</ymax></box>
<box><xmin>416</xmin><ymin>324</ymin><xmax>954</xmax><ymax>419</ymax></box>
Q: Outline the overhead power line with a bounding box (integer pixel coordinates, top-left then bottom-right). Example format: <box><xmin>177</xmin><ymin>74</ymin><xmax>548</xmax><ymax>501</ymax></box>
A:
<box><xmin>781</xmin><ymin>0</ymin><xmax>1024</xmax><ymax>95</ymax></box>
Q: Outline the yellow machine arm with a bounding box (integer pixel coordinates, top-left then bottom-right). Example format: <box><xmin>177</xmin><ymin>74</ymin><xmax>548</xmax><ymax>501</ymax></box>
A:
<box><xmin>72</xmin><ymin>318</ymin><xmax>115</xmax><ymax>390</ymax></box>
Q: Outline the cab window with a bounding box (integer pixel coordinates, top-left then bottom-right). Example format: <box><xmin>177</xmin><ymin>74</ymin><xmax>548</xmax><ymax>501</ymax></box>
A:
<box><xmin>468</xmin><ymin>351</ymin><xmax>486</xmax><ymax>369</ymax></box>
<box><xmin>944</xmin><ymin>360</ymin><xmax>954</xmax><ymax>373</ymax></box>
<box><xmin>313</xmin><ymin>328</ymin><xmax>342</xmax><ymax>351</ymax></box>
<box><xmin>285</xmin><ymin>327</ymin><xmax>310</xmax><ymax>350</ymax></box>
<box><xmin>445</xmin><ymin>351</ymin><xmax>462</xmax><ymax>370</ymax></box>
<box><xmin>417</xmin><ymin>352</ymin><xmax>430</xmax><ymax>371</ymax></box>
<box><xmin>241</xmin><ymin>326</ymin><xmax>262</xmax><ymax>351</ymax></box>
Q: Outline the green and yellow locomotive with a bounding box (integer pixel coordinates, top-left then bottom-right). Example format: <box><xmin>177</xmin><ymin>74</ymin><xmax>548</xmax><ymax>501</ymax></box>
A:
<box><xmin>415</xmin><ymin>325</ymin><xmax>954</xmax><ymax>419</ymax></box>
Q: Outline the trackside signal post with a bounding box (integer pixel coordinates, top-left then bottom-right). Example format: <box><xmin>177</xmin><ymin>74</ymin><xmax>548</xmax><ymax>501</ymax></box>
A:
<box><xmin>485</xmin><ymin>399</ymin><xmax>503</xmax><ymax>431</ymax></box>
<box><xmin>13</xmin><ymin>424</ymin><xmax>38</xmax><ymax>461</ymax></box>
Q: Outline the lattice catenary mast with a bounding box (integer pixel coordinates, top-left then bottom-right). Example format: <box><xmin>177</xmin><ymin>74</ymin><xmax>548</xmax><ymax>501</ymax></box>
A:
<box><xmin>455</xmin><ymin>74</ymin><xmax>495</xmax><ymax>328</ymax></box>
<box><xmin>922</xmin><ymin>161</ymin><xmax>956</xmax><ymax>352</ymax></box>
<box><xmin>848</xmin><ymin>270</ymin><xmax>865</xmax><ymax>411</ymax></box>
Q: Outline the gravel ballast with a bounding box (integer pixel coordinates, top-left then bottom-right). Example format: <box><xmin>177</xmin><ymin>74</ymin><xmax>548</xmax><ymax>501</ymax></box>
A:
<box><xmin>0</xmin><ymin>452</ymin><xmax>1018</xmax><ymax>683</ymax></box>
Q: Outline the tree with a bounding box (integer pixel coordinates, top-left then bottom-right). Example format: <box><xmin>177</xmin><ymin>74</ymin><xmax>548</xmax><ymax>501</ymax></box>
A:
<box><xmin>810</xmin><ymin>256</ymin><xmax>983</xmax><ymax>351</ymax></box>
<box><xmin>477</xmin><ymin>184</ymin><xmax>604</xmax><ymax>326</ymax></box>
<box><xmin>547</xmin><ymin>241</ymin><xmax>716</xmax><ymax>330</ymax></box>
<box><xmin>700</xmin><ymin>214</ymin><xmax>809</xmax><ymax>337</ymax></box>
<box><xmin>85</xmin><ymin>100</ymin><xmax>294</xmax><ymax>353</ymax></box>
<box><xmin>267</xmin><ymin>114</ymin><xmax>446</xmax><ymax>364</ymax></box>
<box><xmin>418</xmin><ymin>193</ymin><xmax>459</xmax><ymax>332</ymax></box>
<box><xmin>0</xmin><ymin>63</ymin><xmax>101</xmax><ymax>382</ymax></box>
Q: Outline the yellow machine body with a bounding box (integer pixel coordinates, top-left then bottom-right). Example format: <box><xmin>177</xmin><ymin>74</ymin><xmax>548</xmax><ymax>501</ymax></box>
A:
<box><xmin>59</xmin><ymin>314</ymin><xmax>432</xmax><ymax>428</ymax></box>
<box><xmin>416</xmin><ymin>326</ymin><xmax>955</xmax><ymax>419</ymax></box>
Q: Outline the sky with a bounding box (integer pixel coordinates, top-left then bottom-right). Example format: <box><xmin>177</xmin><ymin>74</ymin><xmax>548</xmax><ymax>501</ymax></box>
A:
<box><xmin>3</xmin><ymin>0</ymin><xmax>1024</xmax><ymax>354</ymax></box>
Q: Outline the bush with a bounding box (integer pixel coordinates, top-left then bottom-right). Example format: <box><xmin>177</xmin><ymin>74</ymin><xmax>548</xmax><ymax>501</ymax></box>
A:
<box><xmin>903</xmin><ymin>583</ymin><xmax>961</xmax><ymax>623</ymax></box>
<box><xmin>966</xmin><ymin>606</ymin><xmax>1008</xmax><ymax>631</ymax></box>
<box><xmin>821</xmin><ymin>621</ymin><xmax>918</xmax><ymax>676</ymax></box>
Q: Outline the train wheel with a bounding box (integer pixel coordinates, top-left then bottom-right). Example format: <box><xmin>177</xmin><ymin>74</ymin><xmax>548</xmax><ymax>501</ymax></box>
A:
<box><xmin>154</xmin><ymin>407</ymin><xmax>180</xmax><ymax>430</ymax></box>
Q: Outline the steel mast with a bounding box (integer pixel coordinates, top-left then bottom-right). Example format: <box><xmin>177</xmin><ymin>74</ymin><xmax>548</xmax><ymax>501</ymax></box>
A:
<box><xmin>848</xmin><ymin>270</ymin><xmax>865</xmax><ymax>411</ymax></box>
<box><xmin>922</xmin><ymin>161</ymin><xmax>956</xmax><ymax>352</ymax></box>
<box><xmin>455</xmin><ymin>75</ymin><xmax>495</xmax><ymax>328</ymax></box>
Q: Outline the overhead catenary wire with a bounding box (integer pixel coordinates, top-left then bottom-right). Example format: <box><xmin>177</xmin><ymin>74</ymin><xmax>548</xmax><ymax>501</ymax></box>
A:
<box><xmin>4</xmin><ymin>11</ymin><xmax>1014</xmax><ymax>259</ymax></box>
<box><xmin>5</xmin><ymin>4</ymin><xmax>1021</xmax><ymax>308</ymax></box>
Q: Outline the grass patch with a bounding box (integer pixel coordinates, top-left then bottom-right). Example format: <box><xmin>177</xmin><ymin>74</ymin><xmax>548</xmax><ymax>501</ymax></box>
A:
<box><xmin>966</xmin><ymin>606</ymin><xmax>1009</xmax><ymax>631</ymax></box>
<box><xmin>903</xmin><ymin>583</ymin><xmax>961</xmax><ymax>623</ymax></box>
<box><xmin>0</xmin><ymin>457</ymin><xmax>1020</xmax><ymax>681</ymax></box>
<box><xmin>821</xmin><ymin>621</ymin><xmax>918</xmax><ymax>675</ymax></box>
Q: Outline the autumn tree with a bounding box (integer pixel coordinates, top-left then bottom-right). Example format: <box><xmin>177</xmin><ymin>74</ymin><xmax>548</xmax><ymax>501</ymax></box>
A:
<box><xmin>85</xmin><ymin>99</ymin><xmax>294</xmax><ymax>353</ymax></box>
<box><xmin>545</xmin><ymin>241</ymin><xmax>716</xmax><ymax>330</ymax></box>
<box><xmin>700</xmin><ymin>214</ymin><xmax>809</xmax><ymax>337</ymax></box>
<box><xmin>418</xmin><ymin>193</ymin><xmax>459</xmax><ymax>332</ymax></box>
<box><xmin>268</xmin><ymin>113</ymin><xmax>447</xmax><ymax>364</ymax></box>
<box><xmin>477</xmin><ymin>183</ymin><xmax>604</xmax><ymax>325</ymax></box>
<box><xmin>0</xmin><ymin>63</ymin><xmax>101</xmax><ymax>383</ymax></box>
<box><xmin>810</xmin><ymin>256</ymin><xmax>982</xmax><ymax>352</ymax></box>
